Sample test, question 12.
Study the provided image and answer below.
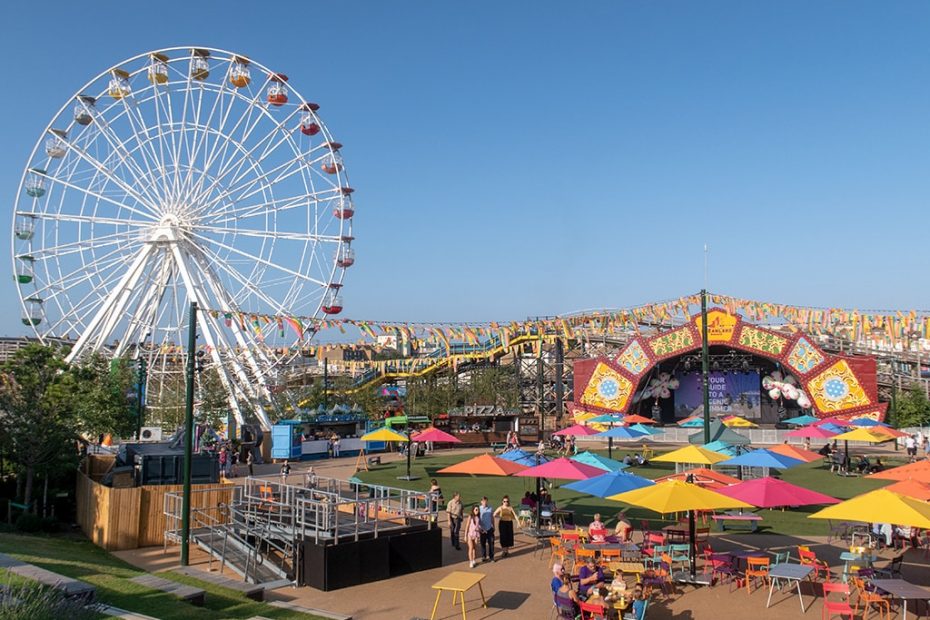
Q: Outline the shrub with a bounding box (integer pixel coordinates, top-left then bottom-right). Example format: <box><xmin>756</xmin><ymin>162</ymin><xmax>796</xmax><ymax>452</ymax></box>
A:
<box><xmin>0</xmin><ymin>582</ymin><xmax>95</xmax><ymax>620</ymax></box>
<box><xmin>14</xmin><ymin>513</ymin><xmax>43</xmax><ymax>533</ymax></box>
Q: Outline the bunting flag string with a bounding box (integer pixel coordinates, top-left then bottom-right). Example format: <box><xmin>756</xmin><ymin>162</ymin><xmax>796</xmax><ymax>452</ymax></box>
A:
<box><xmin>200</xmin><ymin>291</ymin><xmax>929</xmax><ymax>357</ymax></box>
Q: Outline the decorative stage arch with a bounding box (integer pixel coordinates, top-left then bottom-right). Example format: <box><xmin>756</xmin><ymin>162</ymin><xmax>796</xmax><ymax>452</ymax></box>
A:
<box><xmin>574</xmin><ymin>308</ymin><xmax>886</xmax><ymax>421</ymax></box>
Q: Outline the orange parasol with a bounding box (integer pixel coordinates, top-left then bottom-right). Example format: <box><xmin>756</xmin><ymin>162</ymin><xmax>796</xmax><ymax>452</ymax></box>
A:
<box><xmin>654</xmin><ymin>467</ymin><xmax>741</xmax><ymax>490</ymax></box>
<box><xmin>869</xmin><ymin>460</ymin><xmax>930</xmax><ymax>483</ymax></box>
<box><xmin>883</xmin><ymin>479</ymin><xmax>930</xmax><ymax>501</ymax></box>
<box><xmin>769</xmin><ymin>444</ymin><xmax>825</xmax><ymax>463</ymax></box>
<box><xmin>436</xmin><ymin>453</ymin><xmax>527</xmax><ymax>476</ymax></box>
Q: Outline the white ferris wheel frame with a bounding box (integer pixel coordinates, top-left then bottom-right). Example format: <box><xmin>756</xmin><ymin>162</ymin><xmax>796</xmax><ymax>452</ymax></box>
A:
<box><xmin>11</xmin><ymin>46</ymin><xmax>356</xmax><ymax>430</ymax></box>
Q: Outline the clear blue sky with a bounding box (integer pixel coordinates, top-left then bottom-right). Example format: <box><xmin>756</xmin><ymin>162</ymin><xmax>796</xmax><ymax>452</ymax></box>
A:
<box><xmin>1</xmin><ymin>1</ymin><xmax>928</xmax><ymax>336</ymax></box>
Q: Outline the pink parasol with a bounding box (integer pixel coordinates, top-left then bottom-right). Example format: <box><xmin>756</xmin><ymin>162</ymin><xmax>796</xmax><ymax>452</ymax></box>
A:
<box><xmin>813</xmin><ymin>417</ymin><xmax>851</xmax><ymax>427</ymax></box>
<box><xmin>514</xmin><ymin>457</ymin><xmax>604</xmax><ymax>480</ymax></box>
<box><xmin>716</xmin><ymin>476</ymin><xmax>840</xmax><ymax>509</ymax></box>
<box><xmin>553</xmin><ymin>424</ymin><xmax>599</xmax><ymax>437</ymax></box>
<box><xmin>410</xmin><ymin>427</ymin><xmax>461</xmax><ymax>443</ymax></box>
<box><xmin>785</xmin><ymin>425</ymin><xmax>839</xmax><ymax>439</ymax></box>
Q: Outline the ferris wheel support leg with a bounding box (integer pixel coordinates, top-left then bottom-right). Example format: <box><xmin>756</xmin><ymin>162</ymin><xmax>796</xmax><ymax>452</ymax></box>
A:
<box><xmin>188</xmin><ymin>251</ymin><xmax>275</xmax><ymax>401</ymax></box>
<box><xmin>112</xmin><ymin>254</ymin><xmax>172</xmax><ymax>359</ymax></box>
<box><xmin>66</xmin><ymin>244</ymin><xmax>155</xmax><ymax>364</ymax></box>
<box><xmin>170</xmin><ymin>244</ymin><xmax>272</xmax><ymax>431</ymax></box>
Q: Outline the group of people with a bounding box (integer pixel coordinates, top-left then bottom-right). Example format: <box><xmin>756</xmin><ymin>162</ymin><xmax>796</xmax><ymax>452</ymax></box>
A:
<box><xmin>904</xmin><ymin>432</ymin><xmax>930</xmax><ymax>462</ymax></box>
<box><xmin>817</xmin><ymin>439</ymin><xmax>885</xmax><ymax>475</ymax></box>
<box><xmin>551</xmin><ymin>559</ymin><xmax>646</xmax><ymax>619</ymax></box>
<box><xmin>445</xmin><ymin>494</ymin><xmax>519</xmax><ymax>568</ymax></box>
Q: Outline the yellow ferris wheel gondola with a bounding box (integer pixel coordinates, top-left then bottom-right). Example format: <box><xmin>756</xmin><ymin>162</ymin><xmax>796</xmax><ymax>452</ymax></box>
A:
<box><xmin>147</xmin><ymin>53</ymin><xmax>169</xmax><ymax>84</ymax></box>
<box><xmin>230</xmin><ymin>55</ymin><xmax>251</xmax><ymax>88</ymax></box>
<box><xmin>190</xmin><ymin>48</ymin><xmax>210</xmax><ymax>81</ymax></box>
<box><xmin>108</xmin><ymin>69</ymin><xmax>131</xmax><ymax>100</ymax></box>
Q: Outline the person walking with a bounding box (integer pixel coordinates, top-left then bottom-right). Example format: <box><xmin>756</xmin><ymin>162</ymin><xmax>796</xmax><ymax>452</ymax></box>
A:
<box><xmin>464</xmin><ymin>505</ymin><xmax>481</xmax><ymax>568</ymax></box>
<box><xmin>446</xmin><ymin>492</ymin><xmax>463</xmax><ymax>550</ymax></box>
<box><xmin>478</xmin><ymin>496</ymin><xmax>495</xmax><ymax>562</ymax></box>
<box><xmin>246</xmin><ymin>449</ymin><xmax>254</xmax><ymax>477</ymax></box>
<box><xmin>333</xmin><ymin>434</ymin><xmax>341</xmax><ymax>458</ymax></box>
<box><xmin>280</xmin><ymin>460</ymin><xmax>291</xmax><ymax>485</ymax></box>
<box><xmin>493</xmin><ymin>495</ymin><xmax>518</xmax><ymax>557</ymax></box>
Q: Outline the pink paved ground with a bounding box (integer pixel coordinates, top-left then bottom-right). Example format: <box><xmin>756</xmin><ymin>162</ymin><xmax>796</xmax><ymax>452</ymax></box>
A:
<box><xmin>115</xmin><ymin>448</ymin><xmax>930</xmax><ymax>619</ymax></box>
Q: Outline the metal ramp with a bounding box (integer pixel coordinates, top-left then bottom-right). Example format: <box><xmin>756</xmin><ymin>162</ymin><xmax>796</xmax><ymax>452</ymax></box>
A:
<box><xmin>189</xmin><ymin>526</ymin><xmax>288</xmax><ymax>585</ymax></box>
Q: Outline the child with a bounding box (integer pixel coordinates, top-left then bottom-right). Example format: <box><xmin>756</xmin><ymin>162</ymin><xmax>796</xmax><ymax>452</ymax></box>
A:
<box><xmin>280</xmin><ymin>460</ymin><xmax>291</xmax><ymax>485</ymax></box>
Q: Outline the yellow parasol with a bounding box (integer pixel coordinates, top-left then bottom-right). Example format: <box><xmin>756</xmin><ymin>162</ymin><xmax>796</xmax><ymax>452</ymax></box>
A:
<box><xmin>809</xmin><ymin>489</ymin><xmax>930</xmax><ymax>529</ymax></box>
<box><xmin>360</xmin><ymin>427</ymin><xmax>409</xmax><ymax>442</ymax></box>
<box><xmin>831</xmin><ymin>428</ymin><xmax>895</xmax><ymax>443</ymax></box>
<box><xmin>722</xmin><ymin>415</ymin><xmax>758</xmax><ymax>428</ymax></box>
<box><xmin>608</xmin><ymin>479</ymin><xmax>752</xmax><ymax>513</ymax></box>
<box><xmin>609</xmin><ymin>480</ymin><xmax>751</xmax><ymax>582</ymax></box>
<box><xmin>652</xmin><ymin>445</ymin><xmax>730</xmax><ymax>466</ymax></box>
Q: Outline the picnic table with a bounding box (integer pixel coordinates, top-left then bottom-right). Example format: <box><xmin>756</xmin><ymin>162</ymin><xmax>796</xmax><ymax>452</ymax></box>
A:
<box><xmin>766</xmin><ymin>563</ymin><xmax>814</xmax><ymax>612</ymax></box>
<box><xmin>712</xmin><ymin>512</ymin><xmax>762</xmax><ymax>532</ymax></box>
<box><xmin>429</xmin><ymin>571</ymin><xmax>488</xmax><ymax>620</ymax></box>
<box><xmin>871</xmin><ymin>579</ymin><xmax>930</xmax><ymax>620</ymax></box>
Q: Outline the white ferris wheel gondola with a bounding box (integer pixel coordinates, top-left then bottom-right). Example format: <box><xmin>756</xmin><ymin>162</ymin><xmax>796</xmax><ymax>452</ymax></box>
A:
<box><xmin>12</xmin><ymin>47</ymin><xmax>357</xmax><ymax>430</ymax></box>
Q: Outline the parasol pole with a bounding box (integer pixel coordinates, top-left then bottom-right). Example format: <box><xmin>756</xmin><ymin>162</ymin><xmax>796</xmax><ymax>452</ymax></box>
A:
<box><xmin>687</xmin><ymin>473</ymin><xmax>697</xmax><ymax>581</ymax></box>
<box><xmin>608</xmin><ymin>437</ymin><xmax>614</xmax><ymax>460</ymax></box>
<box><xmin>535</xmin><ymin>452</ymin><xmax>542</xmax><ymax>531</ymax></box>
<box><xmin>701</xmin><ymin>289</ymin><xmax>711</xmax><ymax>445</ymax></box>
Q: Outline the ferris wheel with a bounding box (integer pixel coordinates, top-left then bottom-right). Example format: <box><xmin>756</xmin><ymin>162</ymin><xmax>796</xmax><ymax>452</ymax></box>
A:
<box><xmin>12</xmin><ymin>47</ymin><xmax>357</xmax><ymax>429</ymax></box>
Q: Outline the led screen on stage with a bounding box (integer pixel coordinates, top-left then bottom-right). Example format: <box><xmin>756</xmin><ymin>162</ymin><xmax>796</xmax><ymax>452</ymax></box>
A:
<box><xmin>674</xmin><ymin>371</ymin><xmax>761</xmax><ymax>419</ymax></box>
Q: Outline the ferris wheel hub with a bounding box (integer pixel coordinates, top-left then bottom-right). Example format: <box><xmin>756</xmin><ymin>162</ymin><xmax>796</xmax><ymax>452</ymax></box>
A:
<box><xmin>149</xmin><ymin>214</ymin><xmax>189</xmax><ymax>243</ymax></box>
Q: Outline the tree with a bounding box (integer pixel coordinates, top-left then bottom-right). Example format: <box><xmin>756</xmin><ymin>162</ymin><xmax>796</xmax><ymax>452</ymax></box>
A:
<box><xmin>197</xmin><ymin>367</ymin><xmax>231</xmax><ymax>428</ymax></box>
<box><xmin>0</xmin><ymin>344</ymin><xmax>78</xmax><ymax>509</ymax></box>
<box><xmin>72</xmin><ymin>353</ymin><xmax>137</xmax><ymax>439</ymax></box>
<box><xmin>894</xmin><ymin>385</ymin><xmax>930</xmax><ymax>428</ymax></box>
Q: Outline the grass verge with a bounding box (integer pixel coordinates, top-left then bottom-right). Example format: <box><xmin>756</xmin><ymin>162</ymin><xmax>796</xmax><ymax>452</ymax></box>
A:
<box><xmin>0</xmin><ymin>533</ymin><xmax>325</xmax><ymax>620</ymax></box>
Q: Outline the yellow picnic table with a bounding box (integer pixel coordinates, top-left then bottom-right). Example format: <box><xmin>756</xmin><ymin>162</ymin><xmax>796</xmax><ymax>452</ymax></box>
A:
<box><xmin>429</xmin><ymin>570</ymin><xmax>488</xmax><ymax>620</ymax></box>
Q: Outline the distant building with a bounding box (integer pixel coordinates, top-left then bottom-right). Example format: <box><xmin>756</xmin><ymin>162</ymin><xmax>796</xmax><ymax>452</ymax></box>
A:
<box><xmin>0</xmin><ymin>335</ymin><xmax>73</xmax><ymax>363</ymax></box>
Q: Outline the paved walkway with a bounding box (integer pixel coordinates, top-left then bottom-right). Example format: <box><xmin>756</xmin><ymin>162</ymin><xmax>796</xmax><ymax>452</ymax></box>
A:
<box><xmin>116</xmin><ymin>446</ymin><xmax>930</xmax><ymax>619</ymax></box>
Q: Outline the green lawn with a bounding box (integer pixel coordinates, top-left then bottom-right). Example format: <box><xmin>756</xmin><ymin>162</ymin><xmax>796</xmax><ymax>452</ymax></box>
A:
<box><xmin>0</xmin><ymin>534</ymin><xmax>325</xmax><ymax>620</ymax></box>
<box><xmin>357</xmin><ymin>448</ymin><xmax>905</xmax><ymax>536</ymax></box>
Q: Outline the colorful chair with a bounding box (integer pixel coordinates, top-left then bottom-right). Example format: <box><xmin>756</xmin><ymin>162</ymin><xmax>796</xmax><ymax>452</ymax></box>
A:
<box><xmin>745</xmin><ymin>556</ymin><xmax>770</xmax><ymax>594</ymax></box>
<box><xmin>851</xmin><ymin>576</ymin><xmax>891</xmax><ymax>620</ymax></box>
<box><xmin>579</xmin><ymin>600</ymin><xmax>607</xmax><ymax>620</ymax></box>
<box><xmin>822</xmin><ymin>582</ymin><xmax>855</xmax><ymax>620</ymax></box>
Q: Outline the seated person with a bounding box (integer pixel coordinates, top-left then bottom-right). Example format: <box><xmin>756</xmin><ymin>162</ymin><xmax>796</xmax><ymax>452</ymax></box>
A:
<box><xmin>578</xmin><ymin>557</ymin><xmax>605</xmax><ymax>599</ymax></box>
<box><xmin>623</xmin><ymin>585</ymin><xmax>647</xmax><ymax>620</ymax></box>
<box><xmin>856</xmin><ymin>455</ymin><xmax>871</xmax><ymax>473</ymax></box>
<box><xmin>554</xmin><ymin>575</ymin><xmax>580</xmax><ymax>616</ymax></box>
<box><xmin>589</xmin><ymin>513</ymin><xmax>606</xmax><ymax>542</ymax></box>
<box><xmin>614</xmin><ymin>511</ymin><xmax>633</xmax><ymax>542</ymax></box>
<box><xmin>635</xmin><ymin>453</ymin><xmax>648</xmax><ymax>466</ymax></box>
<box><xmin>818</xmin><ymin>442</ymin><xmax>832</xmax><ymax>457</ymax></box>
<box><xmin>623</xmin><ymin>453</ymin><xmax>635</xmax><ymax>466</ymax></box>
<box><xmin>551</xmin><ymin>562</ymin><xmax>567</xmax><ymax>595</ymax></box>
<box><xmin>870</xmin><ymin>457</ymin><xmax>884</xmax><ymax>473</ymax></box>
<box><xmin>521</xmin><ymin>491</ymin><xmax>537</xmax><ymax>509</ymax></box>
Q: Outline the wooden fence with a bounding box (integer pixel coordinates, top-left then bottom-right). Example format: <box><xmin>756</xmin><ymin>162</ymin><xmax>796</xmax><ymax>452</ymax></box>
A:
<box><xmin>75</xmin><ymin>471</ymin><xmax>234</xmax><ymax>551</ymax></box>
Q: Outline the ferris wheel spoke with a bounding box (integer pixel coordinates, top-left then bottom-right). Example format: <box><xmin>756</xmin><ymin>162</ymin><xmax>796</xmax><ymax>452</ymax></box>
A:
<box><xmin>41</xmin><ymin>172</ymin><xmax>159</xmax><ymax>222</ymax></box>
<box><xmin>28</xmin><ymin>228</ymin><xmax>140</xmax><ymax>258</ymax></box>
<box><xmin>185</xmin><ymin>230</ymin><xmax>325</xmax><ymax>288</ymax></box>
<box><xmin>179</xmin><ymin>71</ymin><xmax>230</xmax><ymax>199</ymax></box>
<box><xmin>55</xmin><ymin>133</ymin><xmax>161</xmax><ymax>213</ymax></box>
<box><xmin>199</xmin><ymin>155</ymin><xmax>306</xmax><ymax>218</ymax></box>
<box><xmin>194</xmin><ymin>243</ymin><xmax>296</xmax><ymax>314</ymax></box>
<box><xmin>187</xmin><ymin>250</ymin><xmax>276</xmax><ymax>368</ymax></box>
<box><xmin>204</xmin><ymin>193</ymin><xmax>331</xmax><ymax>226</ymax></box>
<box><xmin>82</xmin><ymin>106</ymin><xmax>168</xmax><ymax>211</ymax></box>
<box><xmin>113</xmin><ymin>91</ymin><xmax>173</xmax><ymax>207</ymax></box>
<box><xmin>33</xmin><ymin>243</ymin><xmax>139</xmax><ymax>301</ymax></box>
<box><xmin>19</xmin><ymin>211</ymin><xmax>151</xmax><ymax>230</ymax></box>
<box><xmin>189</xmin><ymin>107</ymin><xmax>301</xmax><ymax>211</ymax></box>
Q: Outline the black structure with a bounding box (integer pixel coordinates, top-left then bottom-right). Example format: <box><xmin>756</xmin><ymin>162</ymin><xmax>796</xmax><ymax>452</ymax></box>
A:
<box><xmin>302</xmin><ymin>524</ymin><xmax>441</xmax><ymax>591</ymax></box>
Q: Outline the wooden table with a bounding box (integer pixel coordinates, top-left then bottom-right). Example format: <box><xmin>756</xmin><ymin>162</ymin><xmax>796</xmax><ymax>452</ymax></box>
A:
<box><xmin>766</xmin><ymin>563</ymin><xmax>814</xmax><ymax>612</ymax></box>
<box><xmin>712</xmin><ymin>513</ymin><xmax>762</xmax><ymax>532</ymax></box>
<box><xmin>430</xmin><ymin>571</ymin><xmax>488</xmax><ymax>620</ymax></box>
<box><xmin>871</xmin><ymin>579</ymin><xmax>930</xmax><ymax>620</ymax></box>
